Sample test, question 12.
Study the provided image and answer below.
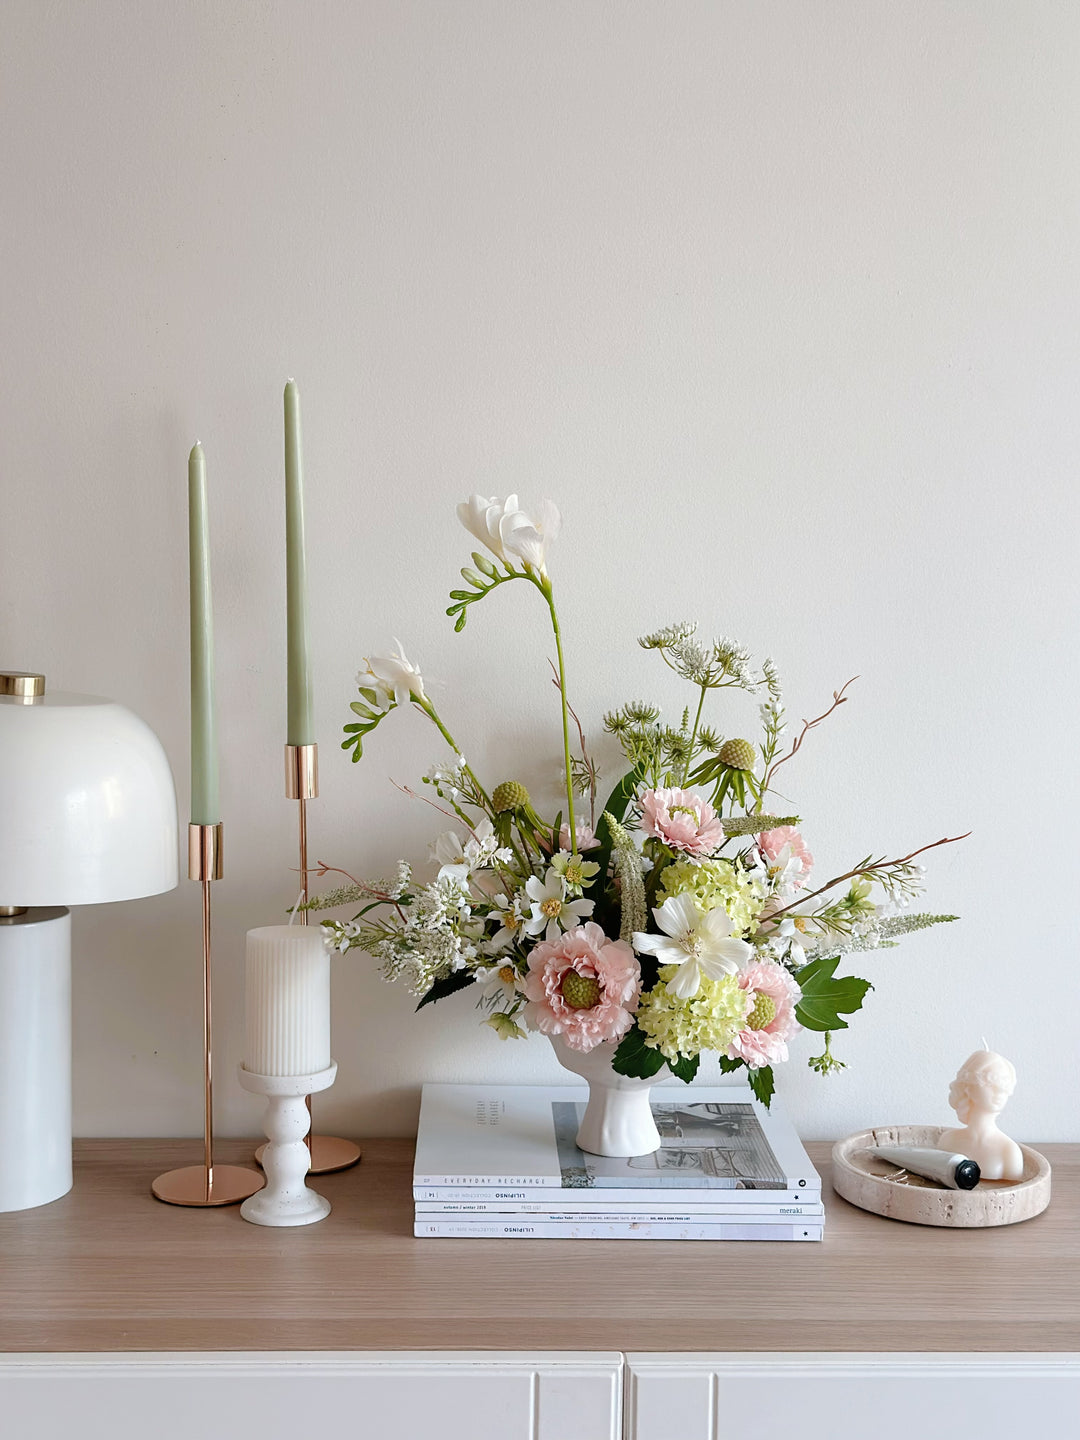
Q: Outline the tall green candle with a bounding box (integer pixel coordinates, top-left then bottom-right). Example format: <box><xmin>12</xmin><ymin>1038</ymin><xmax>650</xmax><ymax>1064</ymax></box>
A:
<box><xmin>188</xmin><ymin>442</ymin><xmax>219</xmax><ymax>824</ymax></box>
<box><xmin>284</xmin><ymin>380</ymin><xmax>314</xmax><ymax>744</ymax></box>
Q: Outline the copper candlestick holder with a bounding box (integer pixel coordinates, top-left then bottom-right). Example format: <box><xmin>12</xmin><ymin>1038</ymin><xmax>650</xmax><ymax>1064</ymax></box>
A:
<box><xmin>152</xmin><ymin>825</ymin><xmax>265</xmax><ymax>1206</ymax></box>
<box><xmin>254</xmin><ymin>744</ymin><xmax>360</xmax><ymax>1176</ymax></box>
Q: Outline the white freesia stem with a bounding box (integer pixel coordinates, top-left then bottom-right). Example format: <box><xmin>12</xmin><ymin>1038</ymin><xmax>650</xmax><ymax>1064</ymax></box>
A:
<box><xmin>539</xmin><ymin>573</ymin><xmax>578</xmax><ymax>856</ymax></box>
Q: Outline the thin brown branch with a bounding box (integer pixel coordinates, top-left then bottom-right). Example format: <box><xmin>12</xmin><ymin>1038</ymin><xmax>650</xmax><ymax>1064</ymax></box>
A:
<box><xmin>310</xmin><ymin>861</ymin><xmax>406</xmax><ymax>921</ymax></box>
<box><xmin>761</xmin><ymin>677</ymin><xmax>859</xmax><ymax>794</ymax></box>
<box><xmin>765</xmin><ymin>832</ymin><xmax>971</xmax><ymax>923</ymax></box>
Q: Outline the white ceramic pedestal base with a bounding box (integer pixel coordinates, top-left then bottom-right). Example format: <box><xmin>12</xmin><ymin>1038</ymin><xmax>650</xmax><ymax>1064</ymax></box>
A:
<box><xmin>0</xmin><ymin>907</ymin><xmax>72</xmax><ymax>1212</ymax></box>
<box><xmin>237</xmin><ymin>1063</ymin><xmax>337</xmax><ymax>1226</ymax></box>
<box><xmin>549</xmin><ymin>1034</ymin><xmax>665</xmax><ymax>1157</ymax></box>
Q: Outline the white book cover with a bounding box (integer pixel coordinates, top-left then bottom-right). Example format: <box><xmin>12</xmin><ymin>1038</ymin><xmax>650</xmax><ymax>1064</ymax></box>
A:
<box><xmin>415</xmin><ymin>1219</ymin><xmax>823</xmax><ymax>1241</ymax></box>
<box><xmin>414</xmin><ymin>1083</ymin><xmax>820</xmax><ymax>1192</ymax></box>
<box><xmin>416</xmin><ymin>1199</ymin><xmax>825</xmax><ymax>1218</ymax></box>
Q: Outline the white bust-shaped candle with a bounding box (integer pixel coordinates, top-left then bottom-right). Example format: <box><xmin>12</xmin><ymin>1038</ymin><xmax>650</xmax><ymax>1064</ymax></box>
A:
<box><xmin>937</xmin><ymin>1049</ymin><xmax>1024</xmax><ymax>1182</ymax></box>
<box><xmin>244</xmin><ymin>925</ymin><xmax>331</xmax><ymax>1077</ymax></box>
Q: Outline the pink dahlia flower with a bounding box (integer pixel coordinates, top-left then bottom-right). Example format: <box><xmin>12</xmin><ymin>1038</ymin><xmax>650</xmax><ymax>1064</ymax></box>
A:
<box><xmin>727</xmin><ymin>960</ymin><xmax>802</xmax><ymax>1068</ymax></box>
<box><xmin>758</xmin><ymin>825</ymin><xmax>814</xmax><ymax>887</ymax></box>
<box><xmin>522</xmin><ymin>922</ymin><xmax>641</xmax><ymax>1052</ymax></box>
<box><xmin>640</xmin><ymin>787</ymin><xmax>724</xmax><ymax>857</ymax></box>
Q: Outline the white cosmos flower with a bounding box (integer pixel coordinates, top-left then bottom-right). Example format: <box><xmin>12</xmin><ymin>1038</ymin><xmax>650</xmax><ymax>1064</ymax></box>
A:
<box><xmin>523</xmin><ymin>868</ymin><xmax>594</xmax><ymax>943</ymax></box>
<box><xmin>485</xmin><ymin>892</ymin><xmax>528</xmax><ymax>953</ymax></box>
<box><xmin>432</xmin><ymin>819</ymin><xmax>500</xmax><ymax>882</ymax></box>
<box><xmin>358</xmin><ymin>640</ymin><xmax>426</xmax><ymax>708</ymax></box>
<box><xmin>632</xmin><ymin>892</ymin><xmax>753</xmax><ymax>1000</ymax></box>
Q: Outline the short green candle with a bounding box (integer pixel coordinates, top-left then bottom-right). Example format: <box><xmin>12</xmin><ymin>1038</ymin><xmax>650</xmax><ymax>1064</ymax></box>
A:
<box><xmin>284</xmin><ymin>380</ymin><xmax>314</xmax><ymax>745</ymax></box>
<box><xmin>188</xmin><ymin>442</ymin><xmax>219</xmax><ymax>825</ymax></box>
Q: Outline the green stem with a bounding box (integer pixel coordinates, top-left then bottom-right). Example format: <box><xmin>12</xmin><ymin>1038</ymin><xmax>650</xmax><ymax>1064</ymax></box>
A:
<box><xmin>682</xmin><ymin>684</ymin><xmax>708</xmax><ymax>785</ymax></box>
<box><xmin>539</xmin><ymin>575</ymin><xmax>578</xmax><ymax>855</ymax></box>
<box><xmin>415</xmin><ymin>698</ymin><xmax>494</xmax><ymax>813</ymax></box>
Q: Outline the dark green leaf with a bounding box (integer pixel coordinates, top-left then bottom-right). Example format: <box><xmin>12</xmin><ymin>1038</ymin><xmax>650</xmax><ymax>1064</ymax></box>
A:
<box><xmin>668</xmin><ymin>1052</ymin><xmax>700</xmax><ymax>1084</ymax></box>
<box><xmin>416</xmin><ymin>969</ymin><xmax>476</xmax><ymax>1010</ymax></box>
<box><xmin>747</xmin><ymin>1065</ymin><xmax>775</xmax><ymax>1108</ymax></box>
<box><xmin>794</xmin><ymin>955</ymin><xmax>872</xmax><ymax>1033</ymax></box>
<box><xmin>717</xmin><ymin>1054</ymin><xmax>744</xmax><ymax>1074</ymax></box>
<box><xmin>611</xmin><ymin>1023</ymin><xmax>667</xmax><ymax>1079</ymax></box>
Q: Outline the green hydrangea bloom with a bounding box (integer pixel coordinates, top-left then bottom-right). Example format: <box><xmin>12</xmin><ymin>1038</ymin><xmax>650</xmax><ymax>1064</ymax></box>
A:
<box><xmin>657</xmin><ymin>858</ymin><xmax>764</xmax><ymax>936</ymax></box>
<box><xmin>636</xmin><ymin>966</ymin><xmax>752</xmax><ymax>1063</ymax></box>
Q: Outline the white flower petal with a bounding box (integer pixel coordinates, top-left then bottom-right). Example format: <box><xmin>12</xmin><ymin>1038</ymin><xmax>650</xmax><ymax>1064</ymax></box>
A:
<box><xmin>666</xmin><ymin>958</ymin><xmax>703</xmax><ymax>999</ymax></box>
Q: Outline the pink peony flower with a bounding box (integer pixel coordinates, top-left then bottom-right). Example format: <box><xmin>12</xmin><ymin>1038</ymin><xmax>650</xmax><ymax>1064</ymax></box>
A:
<box><xmin>522</xmin><ymin>922</ymin><xmax>641</xmax><ymax>1052</ymax></box>
<box><xmin>640</xmin><ymin>787</ymin><xmax>724</xmax><ymax>857</ymax></box>
<box><xmin>758</xmin><ymin>825</ymin><xmax>814</xmax><ymax>887</ymax></box>
<box><xmin>559</xmin><ymin>821</ymin><xmax>599</xmax><ymax>852</ymax></box>
<box><xmin>727</xmin><ymin>960</ymin><xmax>802</xmax><ymax>1068</ymax></box>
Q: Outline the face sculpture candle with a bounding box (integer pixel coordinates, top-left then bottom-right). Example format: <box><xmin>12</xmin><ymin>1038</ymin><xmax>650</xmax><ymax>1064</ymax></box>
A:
<box><xmin>937</xmin><ymin>1049</ymin><xmax>1025</xmax><ymax>1182</ymax></box>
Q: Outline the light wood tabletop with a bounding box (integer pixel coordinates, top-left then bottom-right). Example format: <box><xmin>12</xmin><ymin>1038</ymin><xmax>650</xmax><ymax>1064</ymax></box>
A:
<box><xmin>0</xmin><ymin>1139</ymin><xmax>1075</xmax><ymax>1353</ymax></box>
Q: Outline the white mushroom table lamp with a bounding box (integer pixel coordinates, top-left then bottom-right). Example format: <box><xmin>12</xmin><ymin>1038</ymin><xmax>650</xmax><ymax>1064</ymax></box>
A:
<box><xmin>0</xmin><ymin>671</ymin><xmax>178</xmax><ymax>1213</ymax></box>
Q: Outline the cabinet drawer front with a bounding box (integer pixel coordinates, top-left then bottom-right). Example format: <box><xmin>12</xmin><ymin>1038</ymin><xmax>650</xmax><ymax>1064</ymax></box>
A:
<box><xmin>627</xmin><ymin>1354</ymin><xmax>1080</xmax><ymax>1440</ymax></box>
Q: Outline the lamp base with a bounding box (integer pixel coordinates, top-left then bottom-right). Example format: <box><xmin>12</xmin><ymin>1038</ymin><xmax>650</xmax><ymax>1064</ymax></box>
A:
<box><xmin>255</xmin><ymin>1134</ymin><xmax>362</xmax><ymax>1174</ymax></box>
<box><xmin>151</xmin><ymin>1163</ymin><xmax>264</xmax><ymax>1207</ymax></box>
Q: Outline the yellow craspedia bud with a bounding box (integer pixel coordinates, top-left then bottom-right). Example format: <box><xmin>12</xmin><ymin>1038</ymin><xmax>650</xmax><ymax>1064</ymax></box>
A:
<box><xmin>492</xmin><ymin>780</ymin><xmax>530</xmax><ymax>813</ymax></box>
<box><xmin>718</xmin><ymin>738</ymin><xmax>756</xmax><ymax>771</ymax></box>
<box><xmin>560</xmin><ymin>971</ymin><xmax>601</xmax><ymax>1010</ymax></box>
<box><xmin>745</xmin><ymin>991</ymin><xmax>777</xmax><ymax>1031</ymax></box>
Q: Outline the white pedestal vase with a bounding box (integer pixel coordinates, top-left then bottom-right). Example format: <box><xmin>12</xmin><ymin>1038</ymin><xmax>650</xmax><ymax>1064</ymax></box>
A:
<box><xmin>549</xmin><ymin>1034</ymin><xmax>666</xmax><ymax>1158</ymax></box>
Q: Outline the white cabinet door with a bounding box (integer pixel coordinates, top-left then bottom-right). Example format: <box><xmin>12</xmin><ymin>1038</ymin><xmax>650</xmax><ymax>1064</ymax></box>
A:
<box><xmin>0</xmin><ymin>1352</ymin><xmax>623</xmax><ymax>1440</ymax></box>
<box><xmin>626</xmin><ymin>1354</ymin><xmax>1080</xmax><ymax>1440</ymax></box>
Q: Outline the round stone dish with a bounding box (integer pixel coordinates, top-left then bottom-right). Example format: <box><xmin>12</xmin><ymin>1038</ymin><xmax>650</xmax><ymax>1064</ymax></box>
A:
<box><xmin>831</xmin><ymin>1124</ymin><xmax>1051</xmax><ymax>1227</ymax></box>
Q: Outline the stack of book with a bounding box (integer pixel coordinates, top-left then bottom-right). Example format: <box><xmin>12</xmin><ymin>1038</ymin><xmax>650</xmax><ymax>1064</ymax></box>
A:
<box><xmin>414</xmin><ymin>1083</ymin><xmax>823</xmax><ymax>1240</ymax></box>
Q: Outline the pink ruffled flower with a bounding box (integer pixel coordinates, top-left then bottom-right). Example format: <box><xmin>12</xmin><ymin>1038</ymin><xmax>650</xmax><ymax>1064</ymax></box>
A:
<box><xmin>727</xmin><ymin>960</ymin><xmax>802</xmax><ymax>1068</ymax></box>
<box><xmin>640</xmin><ymin>787</ymin><xmax>724</xmax><ymax>857</ymax></box>
<box><xmin>758</xmin><ymin>825</ymin><xmax>814</xmax><ymax>887</ymax></box>
<box><xmin>522</xmin><ymin>922</ymin><xmax>641</xmax><ymax>1052</ymax></box>
<box><xmin>559</xmin><ymin>822</ymin><xmax>599</xmax><ymax>852</ymax></box>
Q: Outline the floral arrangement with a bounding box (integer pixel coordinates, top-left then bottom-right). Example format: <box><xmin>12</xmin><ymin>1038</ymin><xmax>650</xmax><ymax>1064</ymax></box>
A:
<box><xmin>313</xmin><ymin>495</ymin><xmax>964</xmax><ymax>1106</ymax></box>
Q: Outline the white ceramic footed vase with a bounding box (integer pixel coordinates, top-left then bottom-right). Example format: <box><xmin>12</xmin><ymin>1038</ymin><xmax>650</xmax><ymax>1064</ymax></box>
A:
<box><xmin>549</xmin><ymin>1033</ymin><xmax>666</xmax><ymax>1157</ymax></box>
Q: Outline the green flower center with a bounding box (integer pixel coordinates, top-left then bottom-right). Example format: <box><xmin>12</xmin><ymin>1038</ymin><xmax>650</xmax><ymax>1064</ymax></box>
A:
<box><xmin>492</xmin><ymin>780</ymin><xmax>530</xmax><ymax>813</ymax></box>
<box><xmin>718</xmin><ymin>738</ymin><xmax>756</xmax><ymax>771</ymax></box>
<box><xmin>746</xmin><ymin>991</ymin><xmax>777</xmax><ymax>1030</ymax></box>
<box><xmin>669</xmin><ymin>804</ymin><xmax>700</xmax><ymax>819</ymax></box>
<box><xmin>561</xmin><ymin>971</ymin><xmax>601</xmax><ymax>1009</ymax></box>
<box><xmin>541</xmin><ymin>897</ymin><xmax>564</xmax><ymax>919</ymax></box>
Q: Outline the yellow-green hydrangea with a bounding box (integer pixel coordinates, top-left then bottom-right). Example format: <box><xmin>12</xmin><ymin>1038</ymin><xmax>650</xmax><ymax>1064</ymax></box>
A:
<box><xmin>636</xmin><ymin>966</ymin><xmax>752</xmax><ymax>1063</ymax></box>
<box><xmin>657</xmin><ymin>857</ymin><xmax>764</xmax><ymax>936</ymax></box>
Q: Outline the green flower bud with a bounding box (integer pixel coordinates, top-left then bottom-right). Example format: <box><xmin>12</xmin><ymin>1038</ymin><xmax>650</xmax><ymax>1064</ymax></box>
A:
<box><xmin>492</xmin><ymin>780</ymin><xmax>530</xmax><ymax>813</ymax></box>
<box><xmin>472</xmin><ymin>550</ymin><xmax>499</xmax><ymax>578</ymax></box>
<box><xmin>460</xmin><ymin>566</ymin><xmax>485</xmax><ymax>587</ymax></box>
<box><xmin>718</xmin><ymin>738</ymin><xmax>756</xmax><ymax>771</ymax></box>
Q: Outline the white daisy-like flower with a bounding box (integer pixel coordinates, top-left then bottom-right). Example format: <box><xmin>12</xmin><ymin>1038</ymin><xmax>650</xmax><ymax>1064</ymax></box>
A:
<box><xmin>632</xmin><ymin>892</ymin><xmax>753</xmax><ymax>1000</ymax></box>
<box><xmin>486</xmin><ymin>892</ymin><xmax>528</xmax><ymax>952</ymax></box>
<box><xmin>523</xmin><ymin>868</ymin><xmax>594</xmax><ymax>943</ymax></box>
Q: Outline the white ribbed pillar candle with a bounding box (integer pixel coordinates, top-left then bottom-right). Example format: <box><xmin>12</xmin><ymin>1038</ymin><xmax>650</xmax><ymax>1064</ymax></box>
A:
<box><xmin>244</xmin><ymin>925</ymin><xmax>331</xmax><ymax>1076</ymax></box>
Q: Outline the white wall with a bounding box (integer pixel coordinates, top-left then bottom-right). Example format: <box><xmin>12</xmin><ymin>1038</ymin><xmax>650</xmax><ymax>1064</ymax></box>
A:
<box><xmin>2</xmin><ymin>1</ymin><xmax>1077</xmax><ymax>1144</ymax></box>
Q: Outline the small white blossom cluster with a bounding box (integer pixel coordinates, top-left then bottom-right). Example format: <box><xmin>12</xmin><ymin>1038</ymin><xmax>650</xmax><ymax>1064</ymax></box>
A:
<box><xmin>424</xmin><ymin>755</ymin><xmax>469</xmax><ymax>803</ymax></box>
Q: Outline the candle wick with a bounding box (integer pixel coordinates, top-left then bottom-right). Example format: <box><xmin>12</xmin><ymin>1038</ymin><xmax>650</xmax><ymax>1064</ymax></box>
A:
<box><xmin>289</xmin><ymin>890</ymin><xmax>304</xmax><ymax>926</ymax></box>
<box><xmin>981</xmin><ymin>1035</ymin><xmax>990</xmax><ymax>1052</ymax></box>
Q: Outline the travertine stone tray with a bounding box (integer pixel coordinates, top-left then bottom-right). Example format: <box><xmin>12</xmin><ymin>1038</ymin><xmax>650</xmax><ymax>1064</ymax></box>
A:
<box><xmin>832</xmin><ymin>1124</ymin><xmax>1051</xmax><ymax>1227</ymax></box>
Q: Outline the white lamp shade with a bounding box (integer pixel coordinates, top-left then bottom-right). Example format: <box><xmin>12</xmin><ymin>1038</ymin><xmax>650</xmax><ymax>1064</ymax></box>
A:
<box><xmin>0</xmin><ymin>692</ymin><xmax>179</xmax><ymax>905</ymax></box>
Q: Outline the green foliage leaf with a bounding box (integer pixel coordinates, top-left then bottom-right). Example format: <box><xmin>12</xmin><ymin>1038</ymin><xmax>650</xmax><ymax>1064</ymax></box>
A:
<box><xmin>747</xmin><ymin>1065</ymin><xmax>775</xmax><ymax>1108</ymax></box>
<box><xmin>611</xmin><ymin>1023</ymin><xmax>667</xmax><ymax>1079</ymax></box>
<box><xmin>415</xmin><ymin>969</ymin><xmax>476</xmax><ymax>1011</ymax></box>
<box><xmin>668</xmin><ymin>1052</ymin><xmax>700</xmax><ymax>1084</ymax></box>
<box><xmin>717</xmin><ymin>1054</ymin><xmax>744</xmax><ymax>1074</ymax></box>
<box><xmin>794</xmin><ymin>955</ymin><xmax>872</xmax><ymax>1032</ymax></box>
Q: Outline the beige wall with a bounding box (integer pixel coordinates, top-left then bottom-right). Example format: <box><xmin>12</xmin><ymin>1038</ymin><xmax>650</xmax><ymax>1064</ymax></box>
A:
<box><xmin>2</xmin><ymin>1</ymin><xmax>1077</xmax><ymax>1141</ymax></box>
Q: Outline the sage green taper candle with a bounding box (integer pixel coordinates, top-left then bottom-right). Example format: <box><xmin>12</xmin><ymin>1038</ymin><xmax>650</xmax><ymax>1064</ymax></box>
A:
<box><xmin>284</xmin><ymin>380</ymin><xmax>314</xmax><ymax>744</ymax></box>
<box><xmin>188</xmin><ymin>442</ymin><xmax>219</xmax><ymax>824</ymax></box>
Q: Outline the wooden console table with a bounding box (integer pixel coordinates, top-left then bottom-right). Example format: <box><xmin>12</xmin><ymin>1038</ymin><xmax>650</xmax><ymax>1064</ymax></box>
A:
<box><xmin>1</xmin><ymin>1139</ymin><xmax>1077</xmax><ymax>1439</ymax></box>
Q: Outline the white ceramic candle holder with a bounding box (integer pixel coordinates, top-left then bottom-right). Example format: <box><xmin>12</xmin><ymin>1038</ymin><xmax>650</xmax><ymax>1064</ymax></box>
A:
<box><xmin>237</xmin><ymin>1062</ymin><xmax>337</xmax><ymax>1227</ymax></box>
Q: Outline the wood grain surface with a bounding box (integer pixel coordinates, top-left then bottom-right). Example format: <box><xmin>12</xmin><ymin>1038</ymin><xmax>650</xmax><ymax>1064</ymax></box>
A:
<box><xmin>0</xmin><ymin>1139</ymin><xmax>1075</xmax><ymax>1353</ymax></box>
